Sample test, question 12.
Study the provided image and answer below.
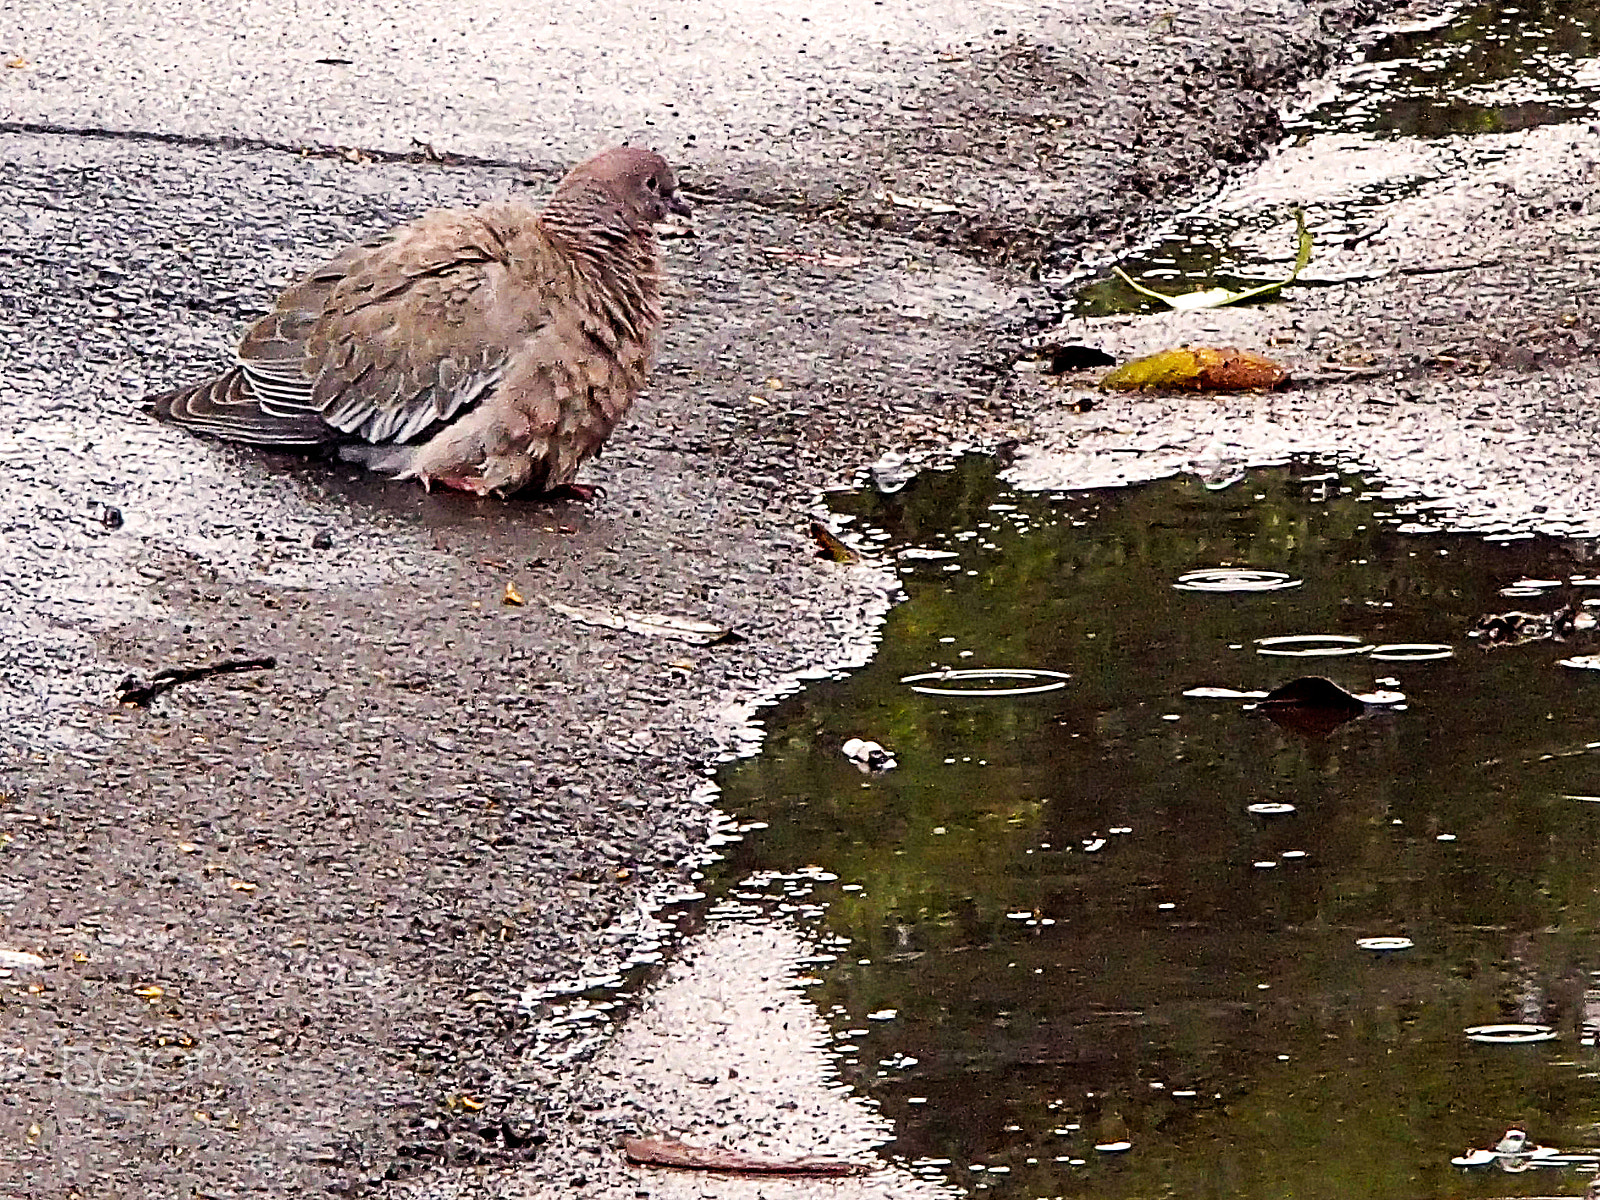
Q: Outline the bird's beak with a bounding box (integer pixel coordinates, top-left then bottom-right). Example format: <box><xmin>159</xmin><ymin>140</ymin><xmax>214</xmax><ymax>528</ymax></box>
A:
<box><xmin>667</xmin><ymin>191</ymin><xmax>694</xmax><ymax>217</ymax></box>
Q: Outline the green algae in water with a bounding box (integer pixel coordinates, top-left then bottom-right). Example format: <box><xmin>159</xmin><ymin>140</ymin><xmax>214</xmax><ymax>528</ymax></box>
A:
<box><xmin>713</xmin><ymin>457</ymin><xmax>1600</xmax><ymax>1199</ymax></box>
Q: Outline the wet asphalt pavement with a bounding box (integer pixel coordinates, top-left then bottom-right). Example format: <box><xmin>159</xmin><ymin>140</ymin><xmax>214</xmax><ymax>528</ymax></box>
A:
<box><xmin>18</xmin><ymin>0</ymin><xmax>1591</xmax><ymax>1193</ymax></box>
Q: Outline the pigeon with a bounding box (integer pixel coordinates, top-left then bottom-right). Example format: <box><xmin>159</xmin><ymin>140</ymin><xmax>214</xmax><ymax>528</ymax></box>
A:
<box><xmin>149</xmin><ymin>145</ymin><xmax>691</xmax><ymax>498</ymax></box>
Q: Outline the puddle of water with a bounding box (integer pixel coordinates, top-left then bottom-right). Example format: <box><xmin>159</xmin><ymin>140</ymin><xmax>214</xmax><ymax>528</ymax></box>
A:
<box><xmin>1070</xmin><ymin>0</ymin><xmax>1600</xmax><ymax>317</ymax></box>
<box><xmin>709</xmin><ymin>455</ymin><xmax>1600</xmax><ymax>1199</ymax></box>
<box><xmin>1296</xmin><ymin>0</ymin><xmax>1600</xmax><ymax>139</ymax></box>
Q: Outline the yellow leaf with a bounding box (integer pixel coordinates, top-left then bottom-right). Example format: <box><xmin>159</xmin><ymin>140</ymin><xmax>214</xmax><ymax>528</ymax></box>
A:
<box><xmin>133</xmin><ymin>984</ymin><xmax>164</xmax><ymax>998</ymax></box>
<box><xmin>809</xmin><ymin>521</ymin><xmax>861</xmax><ymax>564</ymax></box>
<box><xmin>4</xmin><ymin>57</ymin><xmax>29</xmax><ymax>69</ymax></box>
<box><xmin>1113</xmin><ymin>207</ymin><xmax>1312</xmax><ymax>310</ymax></box>
<box><xmin>459</xmin><ymin>1095</ymin><xmax>486</xmax><ymax>1111</ymax></box>
<box><xmin>1101</xmin><ymin>346</ymin><xmax>1288</xmax><ymax>393</ymax></box>
<box><xmin>229</xmin><ymin>879</ymin><xmax>258</xmax><ymax>892</ymax></box>
<box><xmin>177</xmin><ymin>842</ymin><xmax>199</xmax><ymax>853</ymax></box>
<box><xmin>502</xmin><ymin>582</ymin><xmax>525</xmax><ymax>606</ymax></box>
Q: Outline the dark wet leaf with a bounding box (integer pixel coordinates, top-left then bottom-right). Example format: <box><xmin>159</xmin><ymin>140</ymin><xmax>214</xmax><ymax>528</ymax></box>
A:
<box><xmin>622</xmin><ymin>1136</ymin><xmax>871</xmax><ymax>1176</ymax></box>
<box><xmin>1042</xmin><ymin>344</ymin><xmax>1117</xmax><ymax>373</ymax></box>
<box><xmin>1102</xmin><ymin>346</ymin><xmax>1289</xmax><ymax>392</ymax></box>
<box><xmin>1255</xmin><ymin>675</ymin><xmax>1367</xmax><ymax>737</ymax></box>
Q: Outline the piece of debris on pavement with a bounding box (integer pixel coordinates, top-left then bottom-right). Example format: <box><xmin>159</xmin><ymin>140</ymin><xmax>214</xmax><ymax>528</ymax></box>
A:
<box><xmin>872</xmin><ymin>189</ymin><xmax>959</xmax><ymax>213</ymax></box>
<box><xmin>622</xmin><ymin>1135</ymin><xmax>873</xmax><ymax>1177</ymax></box>
<box><xmin>117</xmin><ymin>656</ymin><xmax>278</xmax><ymax>706</ymax></box>
<box><xmin>809</xmin><ymin>520</ymin><xmax>862</xmax><ymax>563</ymax></box>
<box><xmin>1016</xmin><ymin>344</ymin><xmax>1117</xmax><ymax>374</ymax></box>
<box><xmin>546</xmin><ymin>601</ymin><xmax>741</xmax><ymax>645</ymax></box>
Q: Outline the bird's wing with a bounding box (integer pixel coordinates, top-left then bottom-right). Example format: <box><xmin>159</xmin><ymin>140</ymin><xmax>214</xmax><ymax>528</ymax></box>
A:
<box><xmin>236</xmin><ymin>208</ymin><xmax>557</xmax><ymax>445</ymax></box>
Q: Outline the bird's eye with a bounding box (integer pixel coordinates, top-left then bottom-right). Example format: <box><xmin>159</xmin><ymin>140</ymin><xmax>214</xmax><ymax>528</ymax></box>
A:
<box><xmin>646</xmin><ymin>176</ymin><xmax>659</xmax><ymax>191</ymax></box>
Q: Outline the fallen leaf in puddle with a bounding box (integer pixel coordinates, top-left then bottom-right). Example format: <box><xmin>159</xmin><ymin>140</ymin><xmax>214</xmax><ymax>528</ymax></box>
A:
<box><xmin>1114</xmin><ymin>207</ymin><xmax>1311</xmax><ymax>310</ymax></box>
<box><xmin>133</xmin><ymin>984</ymin><xmax>164</xmax><ymax>998</ymax></box>
<box><xmin>5</xmin><ymin>56</ymin><xmax>30</xmax><ymax>69</ymax></box>
<box><xmin>1102</xmin><ymin>346</ymin><xmax>1288</xmax><ymax>392</ymax></box>
<box><xmin>1252</xmin><ymin>676</ymin><xmax>1402</xmax><ymax>738</ymax></box>
<box><xmin>1471</xmin><ymin>603</ymin><xmax>1579</xmax><ymax>645</ymax></box>
<box><xmin>809</xmin><ymin>521</ymin><xmax>862</xmax><ymax>564</ymax></box>
<box><xmin>228</xmin><ymin>880</ymin><xmax>258</xmax><ymax>892</ymax></box>
<box><xmin>842</xmin><ymin>737</ymin><xmax>897</xmax><ymax>773</ymax></box>
<box><xmin>622</xmin><ymin>1136</ymin><xmax>872</xmax><ymax>1176</ymax></box>
<box><xmin>502</xmin><ymin>581</ymin><xmax>525</xmax><ymax>607</ymax></box>
<box><xmin>547</xmin><ymin>601</ymin><xmax>740</xmax><ymax>645</ymax></box>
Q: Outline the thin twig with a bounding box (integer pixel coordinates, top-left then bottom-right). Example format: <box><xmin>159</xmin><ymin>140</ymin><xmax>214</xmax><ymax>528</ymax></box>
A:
<box><xmin>118</xmin><ymin>656</ymin><xmax>277</xmax><ymax>706</ymax></box>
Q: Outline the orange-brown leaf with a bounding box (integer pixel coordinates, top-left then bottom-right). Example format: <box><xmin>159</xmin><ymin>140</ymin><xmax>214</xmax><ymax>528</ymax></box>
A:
<box><xmin>1102</xmin><ymin>346</ymin><xmax>1288</xmax><ymax>392</ymax></box>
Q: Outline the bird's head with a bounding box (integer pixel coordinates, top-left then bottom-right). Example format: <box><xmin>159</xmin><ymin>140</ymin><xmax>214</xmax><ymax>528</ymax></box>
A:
<box><xmin>545</xmin><ymin>146</ymin><xmax>692</xmax><ymax>239</ymax></box>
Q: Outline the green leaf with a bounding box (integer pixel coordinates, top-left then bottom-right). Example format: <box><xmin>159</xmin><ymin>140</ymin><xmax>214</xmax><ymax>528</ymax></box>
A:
<box><xmin>1114</xmin><ymin>207</ymin><xmax>1312</xmax><ymax>311</ymax></box>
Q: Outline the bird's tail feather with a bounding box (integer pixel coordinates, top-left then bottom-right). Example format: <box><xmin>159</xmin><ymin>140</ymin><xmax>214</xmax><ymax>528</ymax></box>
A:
<box><xmin>147</xmin><ymin>369</ymin><xmax>333</xmax><ymax>449</ymax></box>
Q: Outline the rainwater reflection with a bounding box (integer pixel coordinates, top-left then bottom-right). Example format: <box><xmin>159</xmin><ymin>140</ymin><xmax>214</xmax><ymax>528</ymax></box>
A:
<box><xmin>713</xmin><ymin>457</ymin><xmax>1600</xmax><ymax>1199</ymax></box>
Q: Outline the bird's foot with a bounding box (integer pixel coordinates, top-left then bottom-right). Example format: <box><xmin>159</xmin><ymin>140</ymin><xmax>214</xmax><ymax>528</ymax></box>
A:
<box><xmin>542</xmin><ymin>482</ymin><xmax>605</xmax><ymax>503</ymax></box>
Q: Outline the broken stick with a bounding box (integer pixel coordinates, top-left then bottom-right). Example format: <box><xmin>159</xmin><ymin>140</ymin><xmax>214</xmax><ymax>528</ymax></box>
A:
<box><xmin>118</xmin><ymin>656</ymin><xmax>278</xmax><ymax>707</ymax></box>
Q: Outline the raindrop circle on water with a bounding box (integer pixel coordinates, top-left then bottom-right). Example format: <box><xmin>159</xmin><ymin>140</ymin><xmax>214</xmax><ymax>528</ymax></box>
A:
<box><xmin>1369</xmin><ymin>643</ymin><xmax>1454</xmax><ymax>662</ymax></box>
<box><xmin>1356</xmin><ymin>937</ymin><xmax>1414</xmax><ymax>951</ymax></box>
<box><xmin>900</xmin><ymin>668</ymin><xmax>1072</xmax><ymax>697</ymax></box>
<box><xmin>1256</xmin><ymin>635</ymin><xmax>1375</xmax><ymax>657</ymax></box>
<box><xmin>1464</xmin><ymin>1024</ymin><xmax>1558</xmax><ymax>1045</ymax></box>
<box><xmin>1247</xmin><ymin>802</ymin><xmax>1296</xmax><ymax>815</ymax></box>
<box><xmin>1174</xmin><ymin>568</ymin><xmax>1302</xmax><ymax>593</ymax></box>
